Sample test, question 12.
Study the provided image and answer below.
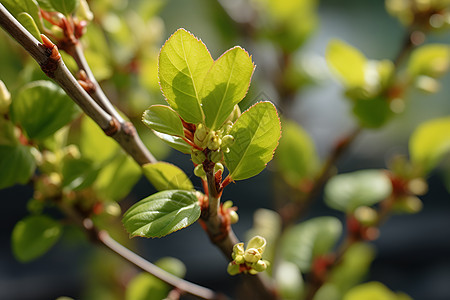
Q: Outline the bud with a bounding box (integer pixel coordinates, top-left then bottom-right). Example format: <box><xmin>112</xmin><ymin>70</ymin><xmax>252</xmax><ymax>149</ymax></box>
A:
<box><xmin>252</xmin><ymin>259</ymin><xmax>268</xmax><ymax>273</ymax></box>
<box><xmin>229</xmin><ymin>210</ymin><xmax>239</xmax><ymax>224</ymax></box>
<box><xmin>244</xmin><ymin>248</ymin><xmax>262</xmax><ymax>263</ymax></box>
<box><xmin>104</xmin><ymin>202</ymin><xmax>121</xmax><ymax>217</ymax></box>
<box><xmin>207</xmin><ymin>134</ymin><xmax>221</xmax><ymax>151</ymax></box>
<box><xmin>222</xmin><ymin>135</ymin><xmax>235</xmax><ymax>148</ymax></box>
<box><xmin>209</xmin><ymin>150</ymin><xmax>223</xmax><ymax>163</ymax></box>
<box><xmin>403</xmin><ymin>196</ymin><xmax>423</xmax><ymax>213</ymax></box>
<box><xmin>63</xmin><ymin>145</ymin><xmax>81</xmax><ymax>160</ymax></box>
<box><xmin>232</xmin><ymin>242</ymin><xmax>245</xmax><ymax>256</ymax></box>
<box><xmin>415</xmin><ymin>76</ymin><xmax>440</xmax><ymax>93</ymax></box>
<box><xmin>227</xmin><ymin>262</ymin><xmax>240</xmax><ymax>276</ymax></box>
<box><xmin>0</xmin><ymin>80</ymin><xmax>11</xmax><ymax>114</ymax></box>
<box><xmin>354</xmin><ymin>206</ymin><xmax>378</xmax><ymax>226</ymax></box>
<box><xmin>194</xmin><ymin>164</ymin><xmax>206</xmax><ymax>178</ymax></box>
<box><xmin>77</xmin><ymin>0</ymin><xmax>94</xmax><ymax>22</ymax></box>
<box><xmin>247</xmin><ymin>235</ymin><xmax>267</xmax><ymax>254</ymax></box>
<box><xmin>223</xmin><ymin>200</ymin><xmax>233</xmax><ymax>210</ymax></box>
<box><xmin>191</xmin><ymin>149</ymin><xmax>206</xmax><ymax>165</ymax></box>
<box><xmin>214</xmin><ymin>162</ymin><xmax>224</xmax><ymax>174</ymax></box>
<box><xmin>194</xmin><ymin>124</ymin><xmax>208</xmax><ymax>148</ymax></box>
<box><xmin>408</xmin><ymin>178</ymin><xmax>428</xmax><ymax>195</ymax></box>
<box><xmin>234</xmin><ymin>254</ymin><xmax>245</xmax><ymax>264</ymax></box>
<box><xmin>222</xmin><ymin>121</ymin><xmax>233</xmax><ymax>135</ymax></box>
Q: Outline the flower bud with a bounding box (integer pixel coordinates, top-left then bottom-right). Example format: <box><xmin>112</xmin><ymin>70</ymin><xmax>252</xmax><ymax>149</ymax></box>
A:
<box><xmin>229</xmin><ymin>210</ymin><xmax>239</xmax><ymax>224</ymax></box>
<box><xmin>234</xmin><ymin>254</ymin><xmax>245</xmax><ymax>264</ymax></box>
<box><xmin>222</xmin><ymin>121</ymin><xmax>233</xmax><ymax>135</ymax></box>
<box><xmin>244</xmin><ymin>248</ymin><xmax>262</xmax><ymax>263</ymax></box>
<box><xmin>354</xmin><ymin>206</ymin><xmax>378</xmax><ymax>226</ymax></box>
<box><xmin>191</xmin><ymin>149</ymin><xmax>206</xmax><ymax>164</ymax></box>
<box><xmin>207</xmin><ymin>135</ymin><xmax>221</xmax><ymax>151</ymax></box>
<box><xmin>209</xmin><ymin>150</ymin><xmax>223</xmax><ymax>163</ymax></box>
<box><xmin>233</xmin><ymin>242</ymin><xmax>245</xmax><ymax>256</ymax></box>
<box><xmin>104</xmin><ymin>202</ymin><xmax>121</xmax><ymax>217</ymax></box>
<box><xmin>227</xmin><ymin>262</ymin><xmax>240</xmax><ymax>276</ymax></box>
<box><xmin>0</xmin><ymin>80</ymin><xmax>11</xmax><ymax>114</ymax></box>
<box><xmin>194</xmin><ymin>164</ymin><xmax>206</xmax><ymax>178</ymax></box>
<box><xmin>77</xmin><ymin>0</ymin><xmax>94</xmax><ymax>22</ymax></box>
<box><xmin>214</xmin><ymin>162</ymin><xmax>224</xmax><ymax>174</ymax></box>
<box><xmin>222</xmin><ymin>135</ymin><xmax>235</xmax><ymax>148</ymax></box>
<box><xmin>247</xmin><ymin>235</ymin><xmax>267</xmax><ymax>254</ymax></box>
<box><xmin>223</xmin><ymin>200</ymin><xmax>233</xmax><ymax>210</ymax></box>
<box><xmin>252</xmin><ymin>259</ymin><xmax>268</xmax><ymax>273</ymax></box>
<box><xmin>194</xmin><ymin>124</ymin><xmax>208</xmax><ymax>148</ymax></box>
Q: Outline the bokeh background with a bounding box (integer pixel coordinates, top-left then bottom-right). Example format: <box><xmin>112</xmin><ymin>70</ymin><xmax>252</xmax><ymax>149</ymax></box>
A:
<box><xmin>1</xmin><ymin>0</ymin><xmax>450</xmax><ymax>299</ymax></box>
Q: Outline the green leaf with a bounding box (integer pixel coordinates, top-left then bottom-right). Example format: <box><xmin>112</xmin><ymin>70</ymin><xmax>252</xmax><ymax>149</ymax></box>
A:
<box><xmin>0</xmin><ymin>118</ymin><xmax>18</xmax><ymax>146</ymax></box>
<box><xmin>80</xmin><ymin>116</ymin><xmax>118</xmax><ymax>162</ymax></box>
<box><xmin>158</xmin><ymin>28</ymin><xmax>213</xmax><ymax>124</ymax></box>
<box><xmin>61</xmin><ymin>157</ymin><xmax>99</xmax><ymax>191</ymax></box>
<box><xmin>324</xmin><ymin>170</ymin><xmax>392</xmax><ymax>212</ymax></box>
<box><xmin>12</xmin><ymin>215</ymin><xmax>62</xmax><ymax>262</ymax></box>
<box><xmin>275</xmin><ymin>261</ymin><xmax>304</xmax><ymax>300</ymax></box>
<box><xmin>143</xmin><ymin>162</ymin><xmax>193</xmax><ymax>191</ymax></box>
<box><xmin>409</xmin><ymin>117</ymin><xmax>450</xmax><ymax>174</ymax></box>
<box><xmin>281</xmin><ymin>217</ymin><xmax>342</xmax><ymax>272</ymax></box>
<box><xmin>11</xmin><ymin>81</ymin><xmax>81</xmax><ymax>140</ymax></box>
<box><xmin>153</xmin><ymin>131</ymin><xmax>191</xmax><ymax>154</ymax></box>
<box><xmin>343</xmin><ymin>282</ymin><xmax>412</xmax><ymax>300</ymax></box>
<box><xmin>407</xmin><ymin>44</ymin><xmax>450</xmax><ymax>79</ymax></box>
<box><xmin>224</xmin><ymin>101</ymin><xmax>281</xmax><ymax>180</ymax></box>
<box><xmin>352</xmin><ymin>96</ymin><xmax>392</xmax><ymax>128</ymax></box>
<box><xmin>95</xmin><ymin>155</ymin><xmax>141</xmax><ymax>202</ymax></box>
<box><xmin>326</xmin><ymin>39</ymin><xmax>367</xmax><ymax>88</ymax></box>
<box><xmin>0</xmin><ymin>144</ymin><xmax>36</xmax><ymax>189</ymax></box>
<box><xmin>1</xmin><ymin>0</ymin><xmax>42</xmax><ymax>32</ymax></box>
<box><xmin>201</xmin><ymin>46</ymin><xmax>255</xmax><ymax>130</ymax></box>
<box><xmin>275</xmin><ymin>120</ymin><xmax>320</xmax><ymax>185</ymax></box>
<box><xmin>17</xmin><ymin>12</ymin><xmax>41</xmax><ymax>41</ymax></box>
<box><xmin>122</xmin><ymin>190</ymin><xmax>201</xmax><ymax>238</ymax></box>
<box><xmin>142</xmin><ymin>105</ymin><xmax>184</xmax><ymax>137</ymax></box>
<box><xmin>126</xmin><ymin>257</ymin><xmax>186</xmax><ymax>300</ymax></box>
<box><xmin>49</xmin><ymin>0</ymin><xmax>78</xmax><ymax>15</ymax></box>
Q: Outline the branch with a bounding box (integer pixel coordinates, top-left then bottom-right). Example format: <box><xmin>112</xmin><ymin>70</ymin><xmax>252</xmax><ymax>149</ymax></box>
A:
<box><xmin>0</xmin><ymin>4</ymin><xmax>156</xmax><ymax>166</ymax></box>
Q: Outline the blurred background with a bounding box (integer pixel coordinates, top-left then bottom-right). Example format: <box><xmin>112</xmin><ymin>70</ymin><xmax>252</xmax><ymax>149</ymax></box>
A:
<box><xmin>1</xmin><ymin>0</ymin><xmax>450</xmax><ymax>299</ymax></box>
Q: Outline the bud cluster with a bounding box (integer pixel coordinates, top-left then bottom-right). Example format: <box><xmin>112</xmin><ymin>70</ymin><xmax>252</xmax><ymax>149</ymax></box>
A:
<box><xmin>227</xmin><ymin>236</ymin><xmax>269</xmax><ymax>275</ymax></box>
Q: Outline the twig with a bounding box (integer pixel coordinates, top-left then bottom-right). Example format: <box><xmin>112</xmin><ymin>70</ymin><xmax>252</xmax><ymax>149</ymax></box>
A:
<box><xmin>0</xmin><ymin>4</ymin><xmax>156</xmax><ymax>166</ymax></box>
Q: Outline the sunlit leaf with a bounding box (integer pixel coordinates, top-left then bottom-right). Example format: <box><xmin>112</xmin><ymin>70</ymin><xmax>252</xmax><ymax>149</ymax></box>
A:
<box><xmin>326</xmin><ymin>39</ymin><xmax>366</xmax><ymax>88</ymax></box>
<box><xmin>201</xmin><ymin>46</ymin><xmax>255</xmax><ymax>130</ymax></box>
<box><xmin>143</xmin><ymin>162</ymin><xmax>193</xmax><ymax>191</ymax></box>
<box><xmin>324</xmin><ymin>170</ymin><xmax>392</xmax><ymax>212</ymax></box>
<box><xmin>281</xmin><ymin>217</ymin><xmax>342</xmax><ymax>272</ymax></box>
<box><xmin>343</xmin><ymin>282</ymin><xmax>412</xmax><ymax>300</ymax></box>
<box><xmin>49</xmin><ymin>0</ymin><xmax>79</xmax><ymax>15</ymax></box>
<box><xmin>409</xmin><ymin>117</ymin><xmax>450</xmax><ymax>174</ymax></box>
<box><xmin>122</xmin><ymin>190</ymin><xmax>201</xmax><ymax>238</ymax></box>
<box><xmin>17</xmin><ymin>12</ymin><xmax>41</xmax><ymax>41</ymax></box>
<box><xmin>142</xmin><ymin>105</ymin><xmax>184</xmax><ymax>137</ymax></box>
<box><xmin>0</xmin><ymin>144</ymin><xmax>36</xmax><ymax>189</ymax></box>
<box><xmin>224</xmin><ymin>101</ymin><xmax>281</xmax><ymax>180</ymax></box>
<box><xmin>80</xmin><ymin>116</ymin><xmax>118</xmax><ymax>162</ymax></box>
<box><xmin>275</xmin><ymin>120</ymin><xmax>319</xmax><ymax>185</ymax></box>
<box><xmin>407</xmin><ymin>44</ymin><xmax>450</xmax><ymax>79</ymax></box>
<box><xmin>61</xmin><ymin>157</ymin><xmax>99</xmax><ymax>191</ymax></box>
<box><xmin>2</xmin><ymin>0</ymin><xmax>42</xmax><ymax>31</ymax></box>
<box><xmin>12</xmin><ymin>215</ymin><xmax>62</xmax><ymax>262</ymax></box>
<box><xmin>10</xmin><ymin>81</ymin><xmax>81</xmax><ymax>140</ymax></box>
<box><xmin>153</xmin><ymin>131</ymin><xmax>191</xmax><ymax>154</ymax></box>
<box><xmin>158</xmin><ymin>28</ymin><xmax>213</xmax><ymax>124</ymax></box>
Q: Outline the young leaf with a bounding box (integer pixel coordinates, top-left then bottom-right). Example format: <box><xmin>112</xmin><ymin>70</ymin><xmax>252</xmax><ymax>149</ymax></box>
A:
<box><xmin>153</xmin><ymin>131</ymin><xmax>191</xmax><ymax>154</ymax></box>
<box><xmin>409</xmin><ymin>117</ymin><xmax>450</xmax><ymax>174</ymax></box>
<box><xmin>49</xmin><ymin>0</ymin><xmax>79</xmax><ymax>15</ymax></box>
<box><xmin>0</xmin><ymin>145</ymin><xmax>36</xmax><ymax>189</ymax></box>
<box><xmin>61</xmin><ymin>157</ymin><xmax>99</xmax><ymax>191</ymax></box>
<box><xmin>352</xmin><ymin>96</ymin><xmax>392</xmax><ymax>128</ymax></box>
<box><xmin>1</xmin><ymin>0</ymin><xmax>42</xmax><ymax>32</ymax></box>
<box><xmin>80</xmin><ymin>116</ymin><xmax>118</xmax><ymax>162</ymax></box>
<box><xmin>12</xmin><ymin>215</ymin><xmax>62</xmax><ymax>262</ymax></box>
<box><xmin>95</xmin><ymin>154</ymin><xmax>141</xmax><ymax>202</ymax></box>
<box><xmin>142</xmin><ymin>162</ymin><xmax>193</xmax><ymax>191</ymax></box>
<box><xmin>224</xmin><ymin>101</ymin><xmax>281</xmax><ymax>181</ymax></box>
<box><xmin>201</xmin><ymin>46</ymin><xmax>255</xmax><ymax>130</ymax></box>
<box><xmin>17</xmin><ymin>12</ymin><xmax>41</xmax><ymax>41</ymax></box>
<box><xmin>324</xmin><ymin>170</ymin><xmax>392</xmax><ymax>212</ymax></box>
<box><xmin>281</xmin><ymin>217</ymin><xmax>342</xmax><ymax>272</ymax></box>
<box><xmin>407</xmin><ymin>44</ymin><xmax>450</xmax><ymax>79</ymax></box>
<box><xmin>158</xmin><ymin>28</ymin><xmax>213</xmax><ymax>124</ymax></box>
<box><xmin>122</xmin><ymin>190</ymin><xmax>201</xmax><ymax>238</ymax></box>
<box><xmin>344</xmin><ymin>282</ymin><xmax>412</xmax><ymax>300</ymax></box>
<box><xmin>275</xmin><ymin>120</ymin><xmax>320</xmax><ymax>185</ymax></box>
<box><xmin>11</xmin><ymin>81</ymin><xmax>81</xmax><ymax>140</ymax></box>
<box><xmin>326</xmin><ymin>39</ymin><xmax>367</xmax><ymax>88</ymax></box>
<box><xmin>142</xmin><ymin>105</ymin><xmax>184</xmax><ymax>137</ymax></box>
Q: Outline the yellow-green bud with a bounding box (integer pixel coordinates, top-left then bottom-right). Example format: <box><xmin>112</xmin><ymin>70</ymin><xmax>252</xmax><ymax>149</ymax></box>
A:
<box><xmin>222</xmin><ymin>121</ymin><xmax>233</xmax><ymax>135</ymax></box>
<box><xmin>247</xmin><ymin>235</ymin><xmax>267</xmax><ymax>254</ymax></box>
<box><xmin>222</xmin><ymin>135</ymin><xmax>235</xmax><ymax>148</ymax></box>
<box><xmin>191</xmin><ymin>150</ymin><xmax>206</xmax><ymax>164</ymax></box>
<box><xmin>234</xmin><ymin>254</ymin><xmax>245</xmax><ymax>264</ymax></box>
<box><xmin>354</xmin><ymin>206</ymin><xmax>378</xmax><ymax>226</ymax></box>
<box><xmin>104</xmin><ymin>202</ymin><xmax>121</xmax><ymax>217</ymax></box>
<box><xmin>194</xmin><ymin>164</ymin><xmax>206</xmax><ymax>178</ymax></box>
<box><xmin>194</xmin><ymin>124</ymin><xmax>208</xmax><ymax>148</ymax></box>
<box><xmin>244</xmin><ymin>248</ymin><xmax>262</xmax><ymax>263</ymax></box>
<box><xmin>77</xmin><ymin>0</ymin><xmax>94</xmax><ymax>22</ymax></box>
<box><xmin>214</xmin><ymin>162</ymin><xmax>224</xmax><ymax>174</ymax></box>
<box><xmin>227</xmin><ymin>262</ymin><xmax>240</xmax><ymax>276</ymax></box>
<box><xmin>229</xmin><ymin>210</ymin><xmax>239</xmax><ymax>224</ymax></box>
<box><xmin>233</xmin><ymin>242</ymin><xmax>245</xmax><ymax>256</ymax></box>
<box><xmin>209</xmin><ymin>150</ymin><xmax>223</xmax><ymax>163</ymax></box>
<box><xmin>223</xmin><ymin>200</ymin><xmax>233</xmax><ymax>210</ymax></box>
<box><xmin>207</xmin><ymin>135</ymin><xmax>221</xmax><ymax>151</ymax></box>
<box><xmin>0</xmin><ymin>80</ymin><xmax>11</xmax><ymax>114</ymax></box>
<box><xmin>252</xmin><ymin>259</ymin><xmax>268</xmax><ymax>273</ymax></box>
